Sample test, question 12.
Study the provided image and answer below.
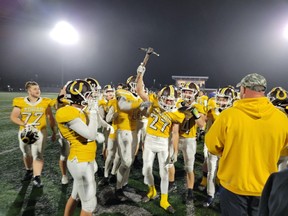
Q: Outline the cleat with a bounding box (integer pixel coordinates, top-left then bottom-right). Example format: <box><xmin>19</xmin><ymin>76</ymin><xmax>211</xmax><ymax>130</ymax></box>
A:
<box><xmin>142</xmin><ymin>194</ymin><xmax>159</xmax><ymax>203</ymax></box>
<box><xmin>115</xmin><ymin>189</ymin><xmax>128</xmax><ymax>202</ymax></box>
<box><xmin>198</xmin><ymin>185</ymin><xmax>206</xmax><ymax>192</ymax></box>
<box><xmin>98</xmin><ymin>177</ymin><xmax>109</xmax><ymax>187</ymax></box>
<box><xmin>187</xmin><ymin>193</ymin><xmax>194</xmax><ymax>201</ymax></box>
<box><xmin>168</xmin><ymin>183</ymin><xmax>177</xmax><ymax>193</ymax></box>
<box><xmin>166</xmin><ymin>205</ymin><xmax>176</xmax><ymax>214</ymax></box>
<box><xmin>109</xmin><ymin>174</ymin><xmax>117</xmax><ymax>184</ymax></box>
<box><xmin>61</xmin><ymin>175</ymin><xmax>69</xmax><ymax>185</ymax></box>
<box><xmin>33</xmin><ymin>176</ymin><xmax>43</xmax><ymax>188</ymax></box>
<box><xmin>203</xmin><ymin>196</ymin><xmax>214</xmax><ymax>207</ymax></box>
<box><xmin>21</xmin><ymin>170</ymin><xmax>33</xmax><ymax>182</ymax></box>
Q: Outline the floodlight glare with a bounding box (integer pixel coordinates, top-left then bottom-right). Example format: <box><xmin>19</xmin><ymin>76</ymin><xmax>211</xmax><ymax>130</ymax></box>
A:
<box><xmin>283</xmin><ymin>24</ymin><xmax>288</xmax><ymax>40</ymax></box>
<box><xmin>50</xmin><ymin>21</ymin><xmax>79</xmax><ymax>45</ymax></box>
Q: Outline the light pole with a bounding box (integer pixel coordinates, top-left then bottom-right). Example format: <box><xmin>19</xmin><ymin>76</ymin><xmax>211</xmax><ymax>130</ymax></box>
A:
<box><xmin>49</xmin><ymin>21</ymin><xmax>79</xmax><ymax>86</ymax></box>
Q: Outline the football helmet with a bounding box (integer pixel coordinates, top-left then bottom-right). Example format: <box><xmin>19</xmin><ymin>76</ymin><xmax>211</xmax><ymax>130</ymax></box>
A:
<box><xmin>158</xmin><ymin>85</ymin><xmax>178</xmax><ymax>111</ymax></box>
<box><xmin>65</xmin><ymin>79</ymin><xmax>92</xmax><ymax>106</ymax></box>
<box><xmin>216</xmin><ymin>86</ymin><xmax>236</xmax><ymax>110</ymax></box>
<box><xmin>267</xmin><ymin>87</ymin><xmax>288</xmax><ymax>114</ymax></box>
<box><xmin>20</xmin><ymin>125</ymin><xmax>39</xmax><ymax>145</ymax></box>
<box><xmin>126</xmin><ymin>75</ymin><xmax>138</xmax><ymax>94</ymax></box>
<box><xmin>181</xmin><ymin>82</ymin><xmax>200</xmax><ymax>104</ymax></box>
<box><xmin>85</xmin><ymin>77</ymin><xmax>101</xmax><ymax>98</ymax></box>
<box><xmin>103</xmin><ymin>84</ymin><xmax>115</xmax><ymax>100</ymax></box>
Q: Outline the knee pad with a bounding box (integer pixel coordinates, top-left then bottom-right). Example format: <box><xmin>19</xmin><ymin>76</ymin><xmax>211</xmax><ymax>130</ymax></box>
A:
<box><xmin>82</xmin><ymin>196</ymin><xmax>97</xmax><ymax>213</ymax></box>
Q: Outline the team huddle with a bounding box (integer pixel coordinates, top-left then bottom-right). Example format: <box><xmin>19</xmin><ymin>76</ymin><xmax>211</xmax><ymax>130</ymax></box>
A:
<box><xmin>10</xmin><ymin>64</ymin><xmax>288</xmax><ymax>215</ymax></box>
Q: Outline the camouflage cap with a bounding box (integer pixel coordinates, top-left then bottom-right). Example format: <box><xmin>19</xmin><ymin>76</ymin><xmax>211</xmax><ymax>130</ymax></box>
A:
<box><xmin>236</xmin><ymin>73</ymin><xmax>267</xmax><ymax>92</ymax></box>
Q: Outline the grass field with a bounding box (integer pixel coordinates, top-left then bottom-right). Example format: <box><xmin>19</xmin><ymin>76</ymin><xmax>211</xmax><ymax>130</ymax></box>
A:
<box><xmin>0</xmin><ymin>92</ymin><xmax>221</xmax><ymax>216</ymax></box>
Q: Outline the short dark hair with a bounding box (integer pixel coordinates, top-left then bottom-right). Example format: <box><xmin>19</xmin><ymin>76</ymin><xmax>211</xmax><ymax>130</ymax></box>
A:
<box><xmin>25</xmin><ymin>81</ymin><xmax>39</xmax><ymax>90</ymax></box>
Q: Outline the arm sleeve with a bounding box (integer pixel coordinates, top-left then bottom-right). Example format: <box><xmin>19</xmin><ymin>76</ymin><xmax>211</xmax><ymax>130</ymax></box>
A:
<box><xmin>106</xmin><ymin>106</ymin><xmax>115</xmax><ymax>123</ymax></box>
<box><xmin>67</xmin><ymin>112</ymin><xmax>98</xmax><ymax>140</ymax></box>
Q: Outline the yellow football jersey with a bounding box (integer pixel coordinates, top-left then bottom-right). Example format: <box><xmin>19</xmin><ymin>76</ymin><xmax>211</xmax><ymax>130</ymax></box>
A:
<box><xmin>12</xmin><ymin>97</ymin><xmax>52</xmax><ymax>131</ymax></box>
<box><xmin>115</xmin><ymin>89</ymin><xmax>142</xmax><ymax>131</ymax></box>
<box><xmin>56</xmin><ymin>106</ymin><xmax>97</xmax><ymax>162</ymax></box>
<box><xmin>179</xmin><ymin>103</ymin><xmax>205</xmax><ymax>138</ymax></box>
<box><xmin>146</xmin><ymin>93</ymin><xmax>185</xmax><ymax>138</ymax></box>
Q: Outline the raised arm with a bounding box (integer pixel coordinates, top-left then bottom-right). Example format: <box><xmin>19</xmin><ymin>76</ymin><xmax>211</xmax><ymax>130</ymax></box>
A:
<box><xmin>136</xmin><ymin>63</ymin><xmax>149</xmax><ymax>102</ymax></box>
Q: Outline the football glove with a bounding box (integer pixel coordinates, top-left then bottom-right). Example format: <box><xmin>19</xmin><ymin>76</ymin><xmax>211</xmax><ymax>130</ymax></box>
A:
<box><xmin>137</xmin><ymin>63</ymin><xmax>146</xmax><ymax>76</ymax></box>
<box><xmin>20</xmin><ymin>125</ymin><xmax>39</xmax><ymax>145</ymax></box>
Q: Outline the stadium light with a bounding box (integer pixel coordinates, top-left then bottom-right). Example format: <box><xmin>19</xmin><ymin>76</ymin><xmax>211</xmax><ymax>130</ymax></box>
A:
<box><xmin>50</xmin><ymin>21</ymin><xmax>79</xmax><ymax>45</ymax></box>
<box><xmin>50</xmin><ymin>21</ymin><xmax>79</xmax><ymax>86</ymax></box>
<box><xmin>283</xmin><ymin>24</ymin><xmax>288</xmax><ymax>40</ymax></box>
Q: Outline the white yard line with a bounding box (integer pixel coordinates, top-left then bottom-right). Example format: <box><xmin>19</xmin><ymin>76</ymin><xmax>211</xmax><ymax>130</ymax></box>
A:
<box><xmin>0</xmin><ymin>147</ymin><xmax>18</xmax><ymax>155</ymax></box>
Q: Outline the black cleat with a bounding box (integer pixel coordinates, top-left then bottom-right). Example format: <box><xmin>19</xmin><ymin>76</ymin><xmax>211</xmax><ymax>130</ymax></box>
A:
<box><xmin>32</xmin><ymin>176</ymin><xmax>43</xmax><ymax>188</ymax></box>
<box><xmin>109</xmin><ymin>174</ymin><xmax>117</xmax><ymax>184</ymax></box>
<box><xmin>98</xmin><ymin>177</ymin><xmax>109</xmax><ymax>187</ymax></box>
<box><xmin>166</xmin><ymin>205</ymin><xmax>176</xmax><ymax>214</ymax></box>
<box><xmin>203</xmin><ymin>196</ymin><xmax>214</xmax><ymax>207</ymax></box>
<box><xmin>168</xmin><ymin>183</ymin><xmax>177</xmax><ymax>193</ymax></box>
<box><xmin>21</xmin><ymin>170</ymin><xmax>33</xmax><ymax>182</ymax></box>
<box><xmin>115</xmin><ymin>189</ymin><xmax>128</xmax><ymax>202</ymax></box>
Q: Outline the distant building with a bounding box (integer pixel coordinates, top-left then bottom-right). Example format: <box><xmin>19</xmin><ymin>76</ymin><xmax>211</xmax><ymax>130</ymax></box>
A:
<box><xmin>172</xmin><ymin>75</ymin><xmax>209</xmax><ymax>89</ymax></box>
<box><xmin>171</xmin><ymin>75</ymin><xmax>217</xmax><ymax>97</ymax></box>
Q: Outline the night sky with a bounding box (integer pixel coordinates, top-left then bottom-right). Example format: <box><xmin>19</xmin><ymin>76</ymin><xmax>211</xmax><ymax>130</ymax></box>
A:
<box><xmin>0</xmin><ymin>0</ymin><xmax>288</xmax><ymax>91</ymax></box>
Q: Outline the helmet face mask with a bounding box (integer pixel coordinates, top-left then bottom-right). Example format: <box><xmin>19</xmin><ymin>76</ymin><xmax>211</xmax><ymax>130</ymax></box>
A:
<box><xmin>158</xmin><ymin>85</ymin><xmax>178</xmax><ymax>111</ymax></box>
<box><xmin>126</xmin><ymin>75</ymin><xmax>139</xmax><ymax>95</ymax></box>
<box><xmin>65</xmin><ymin>79</ymin><xmax>92</xmax><ymax>106</ymax></box>
<box><xmin>85</xmin><ymin>77</ymin><xmax>101</xmax><ymax>99</ymax></box>
<box><xmin>103</xmin><ymin>84</ymin><xmax>115</xmax><ymax>100</ymax></box>
<box><xmin>216</xmin><ymin>86</ymin><xmax>236</xmax><ymax>111</ymax></box>
<box><xmin>181</xmin><ymin>82</ymin><xmax>200</xmax><ymax>106</ymax></box>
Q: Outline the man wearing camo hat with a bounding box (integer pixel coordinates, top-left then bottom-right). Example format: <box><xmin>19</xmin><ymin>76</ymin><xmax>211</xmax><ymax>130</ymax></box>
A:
<box><xmin>205</xmin><ymin>73</ymin><xmax>288</xmax><ymax>216</ymax></box>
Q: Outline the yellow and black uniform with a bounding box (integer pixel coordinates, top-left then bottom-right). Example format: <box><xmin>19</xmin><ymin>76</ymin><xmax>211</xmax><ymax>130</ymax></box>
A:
<box><xmin>13</xmin><ymin>97</ymin><xmax>52</xmax><ymax>131</ymax></box>
<box><xmin>56</xmin><ymin>106</ymin><xmax>97</xmax><ymax>162</ymax></box>
<box><xmin>206</xmin><ymin>97</ymin><xmax>288</xmax><ymax>196</ymax></box>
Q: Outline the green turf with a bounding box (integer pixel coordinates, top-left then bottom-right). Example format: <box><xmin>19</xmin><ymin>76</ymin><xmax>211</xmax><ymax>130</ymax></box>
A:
<box><xmin>0</xmin><ymin>92</ymin><xmax>221</xmax><ymax>215</ymax></box>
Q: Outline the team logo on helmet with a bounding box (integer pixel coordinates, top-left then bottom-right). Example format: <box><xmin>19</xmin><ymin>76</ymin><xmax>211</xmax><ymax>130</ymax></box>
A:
<box><xmin>65</xmin><ymin>79</ymin><xmax>92</xmax><ymax>106</ymax></box>
<box><xmin>20</xmin><ymin>125</ymin><xmax>39</xmax><ymax>145</ymax></box>
<box><xmin>267</xmin><ymin>87</ymin><xmax>288</xmax><ymax>115</ymax></box>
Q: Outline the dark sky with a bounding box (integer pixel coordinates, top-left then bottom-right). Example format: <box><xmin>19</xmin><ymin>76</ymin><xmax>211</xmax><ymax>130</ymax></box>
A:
<box><xmin>1</xmin><ymin>0</ymin><xmax>288</xmax><ymax>91</ymax></box>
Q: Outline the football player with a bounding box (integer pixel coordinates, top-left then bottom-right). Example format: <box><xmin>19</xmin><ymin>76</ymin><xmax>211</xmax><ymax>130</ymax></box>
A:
<box><xmin>267</xmin><ymin>87</ymin><xmax>288</xmax><ymax>171</ymax></box>
<box><xmin>10</xmin><ymin>81</ymin><xmax>57</xmax><ymax>187</ymax></box>
<box><xmin>56</xmin><ymin>79</ymin><xmax>100</xmax><ymax>216</ymax></box>
<box><xmin>98</xmin><ymin>84</ymin><xmax>115</xmax><ymax>161</ymax></box>
<box><xmin>203</xmin><ymin>86</ymin><xmax>237</xmax><ymax>207</ymax></box>
<box><xmin>169</xmin><ymin>82</ymin><xmax>206</xmax><ymax>202</ymax></box>
<box><xmin>136</xmin><ymin>65</ymin><xmax>201</xmax><ymax>213</ymax></box>
<box><xmin>51</xmin><ymin>82</ymin><xmax>72</xmax><ymax>185</ymax></box>
<box><xmin>99</xmin><ymin>96</ymin><xmax>120</xmax><ymax>186</ymax></box>
<box><xmin>114</xmin><ymin>75</ymin><xmax>143</xmax><ymax>201</ymax></box>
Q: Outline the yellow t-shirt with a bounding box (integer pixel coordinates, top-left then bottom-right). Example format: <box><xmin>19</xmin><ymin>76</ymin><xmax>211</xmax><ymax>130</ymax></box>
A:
<box><xmin>12</xmin><ymin>97</ymin><xmax>52</xmax><ymax>131</ymax></box>
<box><xmin>56</xmin><ymin>106</ymin><xmax>96</xmax><ymax>162</ymax></box>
